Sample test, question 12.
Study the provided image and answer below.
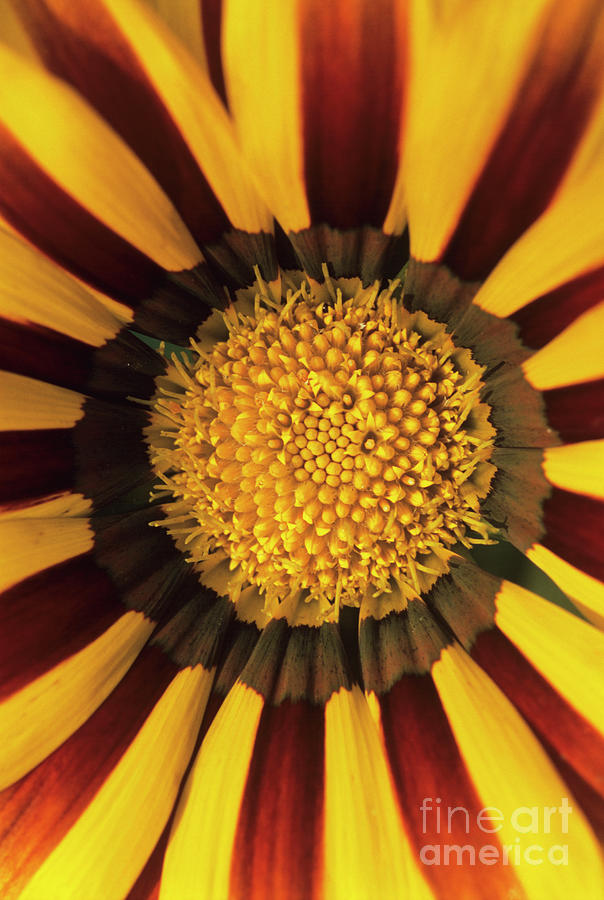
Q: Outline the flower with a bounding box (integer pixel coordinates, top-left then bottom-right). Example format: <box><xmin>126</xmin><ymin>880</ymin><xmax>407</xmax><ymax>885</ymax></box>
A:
<box><xmin>0</xmin><ymin>0</ymin><xmax>603</xmax><ymax>898</ymax></box>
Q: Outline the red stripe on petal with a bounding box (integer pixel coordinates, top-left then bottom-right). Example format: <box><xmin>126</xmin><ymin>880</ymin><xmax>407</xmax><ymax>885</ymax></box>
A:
<box><xmin>544</xmin><ymin>378</ymin><xmax>604</xmax><ymax>442</ymax></box>
<box><xmin>16</xmin><ymin>0</ymin><xmax>230</xmax><ymax>245</ymax></box>
<box><xmin>0</xmin><ymin>430</ymin><xmax>75</xmax><ymax>506</ymax></box>
<box><xmin>543</xmin><ymin>488</ymin><xmax>604</xmax><ymax>582</ymax></box>
<box><xmin>380</xmin><ymin>674</ymin><xmax>523</xmax><ymax>899</ymax></box>
<box><xmin>0</xmin><ymin>555</ymin><xmax>122</xmax><ymax>701</ymax></box>
<box><xmin>0</xmin><ymin>319</ymin><xmax>92</xmax><ymax>390</ymax></box>
<box><xmin>300</xmin><ymin>0</ymin><xmax>405</xmax><ymax>228</ymax></box>
<box><xmin>472</xmin><ymin>628</ymin><xmax>604</xmax><ymax>797</ymax></box>
<box><xmin>0</xmin><ymin>645</ymin><xmax>176</xmax><ymax>900</ymax></box>
<box><xmin>201</xmin><ymin>0</ymin><xmax>227</xmax><ymax>105</ymax></box>
<box><xmin>0</xmin><ymin>123</ymin><xmax>161</xmax><ymax>304</ymax></box>
<box><xmin>230</xmin><ymin>701</ymin><xmax>324</xmax><ymax>900</ymax></box>
<box><xmin>443</xmin><ymin>3</ymin><xmax>603</xmax><ymax>281</ymax></box>
<box><xmin>512</xmin><ymin>264</ymin><xmax>604</xmax><ymax>350</ymax></box>
<box><xmin>545</xmin><ymin>746</ymin><xmax>604</xmax><ymax>844</ymax></box>
<box><xmin>125</xmin><ymin>826</ymin><xmax>167</xmax><ymax>900</ymax></box>
<box><xmin>0</xmin><ymin>320</ymin><xmax>164</xmax><ymax>400</ymax></box>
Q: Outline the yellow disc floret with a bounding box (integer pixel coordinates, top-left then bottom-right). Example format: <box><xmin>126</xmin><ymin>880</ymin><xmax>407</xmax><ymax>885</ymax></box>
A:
<box><xmin>150</xmin><ymin>270</ymin><xmax>496</xmax><ymax>618</ymax></box>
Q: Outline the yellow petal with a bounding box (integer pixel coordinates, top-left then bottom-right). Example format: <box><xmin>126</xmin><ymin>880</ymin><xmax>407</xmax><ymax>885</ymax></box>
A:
<box><xmin>223</xmin><ymin>0</ymin><xmax>310</xmax><ymax>231</ymax></box>
<box><xmin>21</xmin><ymin>665</ymin><xmax>212</xmax><ymax>900</ymax></box>
<box><xmin>526</xmin><ymin>543</ymin><xmax>604</xmax><ymax>630</ymax></box>
<box><xmin>160</xmin><ymin>681</ymin><xmax>263</xmax><ymax>900</ymax></box>
<box><xmin>0</xmin><ymin>227</ymin><xmax>122</xmax><ymax>346</ymax></box>
<box><xmin>475</xmin><ymin>174</ymin><xmax>604</xmax><ymax>318</ymax></box>
<box><xmin>433</xmin><ymin>644</ymin><xmax>604</xmax><ymax>899</ymax></box>
<box><xmin>151</xmin><ymin>0</ymin><xmax>206</xmax><ymax>65</ymax></box>
<box><xmin>0</xmin><ymin>516</ymin><xmax>93</xmax><ymax>594</ymax></box>
<box><xmin>495</xmin><ymin>580</ymin><xmax>604</xmax><ymax>736</ymax></box>
<box><xmin>542</xmin><ymin>440</ymin><xmax>604</xmax><ymax>499</ymax></box>
<box><xmin>0</xmin><ymin>611</ymin><xmax>153</xmax><ymax>790</ymax></box>
<box><xmin>0</xmin><ymin>0</ymin><xmax>37</xmax><ymax>57</ymax></box>
<box><xmin>0</xmin><ymin>371</ymin><xmax>85</xmax><ymax>431</ymax></box>
<box><xmin>97</xmin><ymin>0</ymin><xmax>271</xmax><ymax>233</ymax></box>
<box><xmin>522</xmin><ymin>302</ymin><xmax>604</xmax><ymax>389</ymax></box>
<box><xmin>400</xmin><ymin>0</ymin><xmax>550</xmax><ymax>259</ymax></box>
<box><xmin>0</xmin><ymin>494</ymin><xmax>91</xmax><ymax>521</ymax></box>
<box><xmin>323</xmin><ymin>685</ymin><xmax>434</xmax><ymax>900</ymax></box>
<box><xmin>0</xmin><ymin>43</ymin><xmax>201</xmax><ymax>271</ymax></box>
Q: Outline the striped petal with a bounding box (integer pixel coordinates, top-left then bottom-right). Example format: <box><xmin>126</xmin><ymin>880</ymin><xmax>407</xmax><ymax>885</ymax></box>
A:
<box><xmin>522</xmin><ymin>302</ymin><xmax>604</xmax><ymax>389</ymax></box>
<box><xmin>14</xmin><ymin>0</ymin><xmax>271</xmax><ymax>242</ymax></box>
<box><xmin>0</xmin><ymin>610</ymin><xmax>153</xmax><ymax>789</ymax></box>
<box><xmin>0</xmin><ymin>644</ymin><xmax>177</xmax><ymax>900</ymax></box>
<box><xmin>19</xmin><ymin>666</ymin><xmax>211</xmax><ymax>900</ymax></box>
<box><xmin>0</xmin><ymin>43</ymin><xmax>201</xmax><ymax>269</ymax></box>
<box><xmin>429</xmin><ymin>560</ymin><xmax>604</xmax><ymax>797</ymax></box>
<box><xmin>526</xmin><ymin>544</ymin><xmax>604</xmax><ymax>629</ymax></box>
<box><xmin>360</xmin><ymin>603</ymin><xmax>525</xmax><ymax>899</ymax></box>
<box><xmin>405</xmin><ymin>0</ymin><xmax>604</xmax><ymax>279</ymax></box>
<box><xmin>433</xmin><ymin>644</ymin><xmax>604</xmax><ymax>898</ymax></box>
<box><xmin>223</xmin><ymin>0</ymin><xmax>407</xmax><ymax>232</ymax></box>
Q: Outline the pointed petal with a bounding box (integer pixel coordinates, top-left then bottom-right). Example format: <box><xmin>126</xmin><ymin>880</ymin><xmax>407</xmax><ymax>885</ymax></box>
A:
<box><xmin>433</xmin><ymin>644</ymin><xmax>604</xmax><ymax>898</ymax></box>
<box><xmin>0</xmin><ymin>44</ymin><xmax>201</xmax><ymax>269</ymax></box>
<box><xmin>223</xmin><ymin>0</ymin><xmax>309</xmax><ymax>231</ymax></box>
<box><xmin>299</xmin><ymin>0</ymin><xmax>407</xmax><ymax>229</ymax></box>
<box><xmin>0</xmin><ymin>644</ymin><xmax>177</xmax><ymax>900</ymax></box>
<box><xmin>522</xmin><ymin>302</ymin><xmax>604</xmax><ymax>389</ymax></box>
<box><xmin>323</xmin><ymin>684</ymin><xmax>433</xmax><ymax>900</ymax></box>
<box><xmin>360</xmin><ymin>604</ymin><xmax>523</xmax><ymax>899</ymax></box>
<box><xmin>0</xmin><ymin>611</ymin><xmax>153</xmax><ymax>789</ymax></box>
<box><xmin>404</xmin><ymin>0</ymin><xmax>596</xmax><ymax>267</ymax></box>
<box><xmin>526</xmin><ymin>543</ymin><xmax>604</xmax><ymax>630</ymax></box>
<box><xmin>439</xmin><ymin>0</ymin><xmax>604</xmax><ymax>279</ymax></box>
<box><xmin>159</xmin><ymin>680</ymin><xmax>264</xmax><ymax>899</ymax></box>
<box><xmin>542</xmin><ymin>440</ymin><xmax>604</xmax><ymax>499</ymax></box>
<box><xmin>0</xmin><ymin>371</ymin><xmax>84</xmax><ymax>431</ymax></box>
<box><xmin>15</xmin><ymin>0</ymin><xmax>270</xmax><ymax>239</ymax></box>
<box><xmin>20</xmin><ymin>666</ymin><xmax>211</xmax><ymax>900</ymax></box>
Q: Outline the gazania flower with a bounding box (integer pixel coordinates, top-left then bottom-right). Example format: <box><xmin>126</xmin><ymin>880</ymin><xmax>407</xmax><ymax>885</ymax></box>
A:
<box><xmin>1</xmin><ymin>0</ymin><xmax>604</xmax><ymax>897</ymax></box>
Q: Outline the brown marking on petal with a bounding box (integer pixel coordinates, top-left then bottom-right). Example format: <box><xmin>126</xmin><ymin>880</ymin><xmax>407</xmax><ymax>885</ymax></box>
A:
<box><xmin>203</xmin><ymin>229</ymin><xmax>278</xmax><ymax>289</ymax></box>
<box><xmin>92</xmin><ymin>506</ymin><xmax>202</xmax><ymax>625</ymax></box>
<box><xmin>426</xmin><ymin>557</ymin><xmax>499</xmax><ymax>649</ymax></box>
<box><xmin>74</xmin><ymin>400</ymin><xmax>155</xmax><ymax>512</ymax></box>
<box><xmin>152</xmin><ymin>596</ymin><xmax>234</xmax><ymax>670</ymax></box>
<box><xmin>0</xmin><ymin>555</ymin><xmax>123</xmax><ymax>701</ymax></box>
<box><xmin>15</xmin><ymin>0</ymin><xmax>230</xmax><ymax>245</ymax></box>
<box><xmin>289</xmin><ymin>224</ymin><xmax>409</xmax><ymax>283</ymax></box>
<box><xmin>542</xmin><ymin>488</ymin><xmax>604</xmax><ymax>582</ymax></box>
<box><xmin>238</xmin><ymin>620</ymin><xmax>353</xmax><ymax>704</ymax></box>
<box><xmin>0</xmin><ymin>318</ymin><xmax>165</xmax><ymax>399</ymax></box>
<box><xmin>442</xmin><ymin>0</ymin><xmax>604</xmax><ymax>281</ymax></box>
<box><xmin>0</xmin><ymin>645</ymin><xmax>177</xmax><ymax>900</ymax></box>
<box><xmin>543</xmin><ymin>378</ymin><xmax>604</xmax><ymax>443</ymax></box>
<box><xmin>512</xmin><ymin>264</ymin><xmax>604</xmax><ymax>350</ymax></box>
<box><xmin>360</xmin><ymin>600</ymin><xmax>450</xmax><ymax>695</ymax></box>
<box><xmin>484</xmin><ymin>448</ymin><xmax>551</xmax><ymax>551</ymax></box>
<box><xmin>379</xmin><ymin>673</ymin><xmax>524</xmax><ymax>900</ymax></box>
<box><xmin>472</xmin><ymin>628</ymin><xmax>604</xmax><ymax>797</ymax></box>
<box><xmin>300</xmin><ymin>0</ymin><xmax>405</xmax><ymax>228</ymax></box>
<box><xmin>0</xmin><ymin>430</ymin><xmax>75</xmax><ymax>506</ymax></box>
<box><xmin>230</xmin><ymin>701</ymin><xmax>324</xmax><ymax>900</ymax></box>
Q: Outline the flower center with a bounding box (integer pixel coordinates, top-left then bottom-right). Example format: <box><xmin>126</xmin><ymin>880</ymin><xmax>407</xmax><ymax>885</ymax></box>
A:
<box><xmin>150</xmin><ymin>269</ymin><xmax>496</xmax><ymax>621</ymax></box>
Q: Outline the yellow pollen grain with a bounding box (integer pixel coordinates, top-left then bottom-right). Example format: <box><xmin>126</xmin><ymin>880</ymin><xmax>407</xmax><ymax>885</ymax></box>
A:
<box><xmin>150</xmin><ymin>271</ymin><xmax>496</xmax><ymax>619</ymax></box>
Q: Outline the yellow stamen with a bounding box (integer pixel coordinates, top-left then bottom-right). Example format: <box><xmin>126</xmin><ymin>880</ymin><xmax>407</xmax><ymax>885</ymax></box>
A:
<box><xmin>150</xmin><ymin>271</ymin><xmax>496</xmax><ymax>621</ymax></box>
